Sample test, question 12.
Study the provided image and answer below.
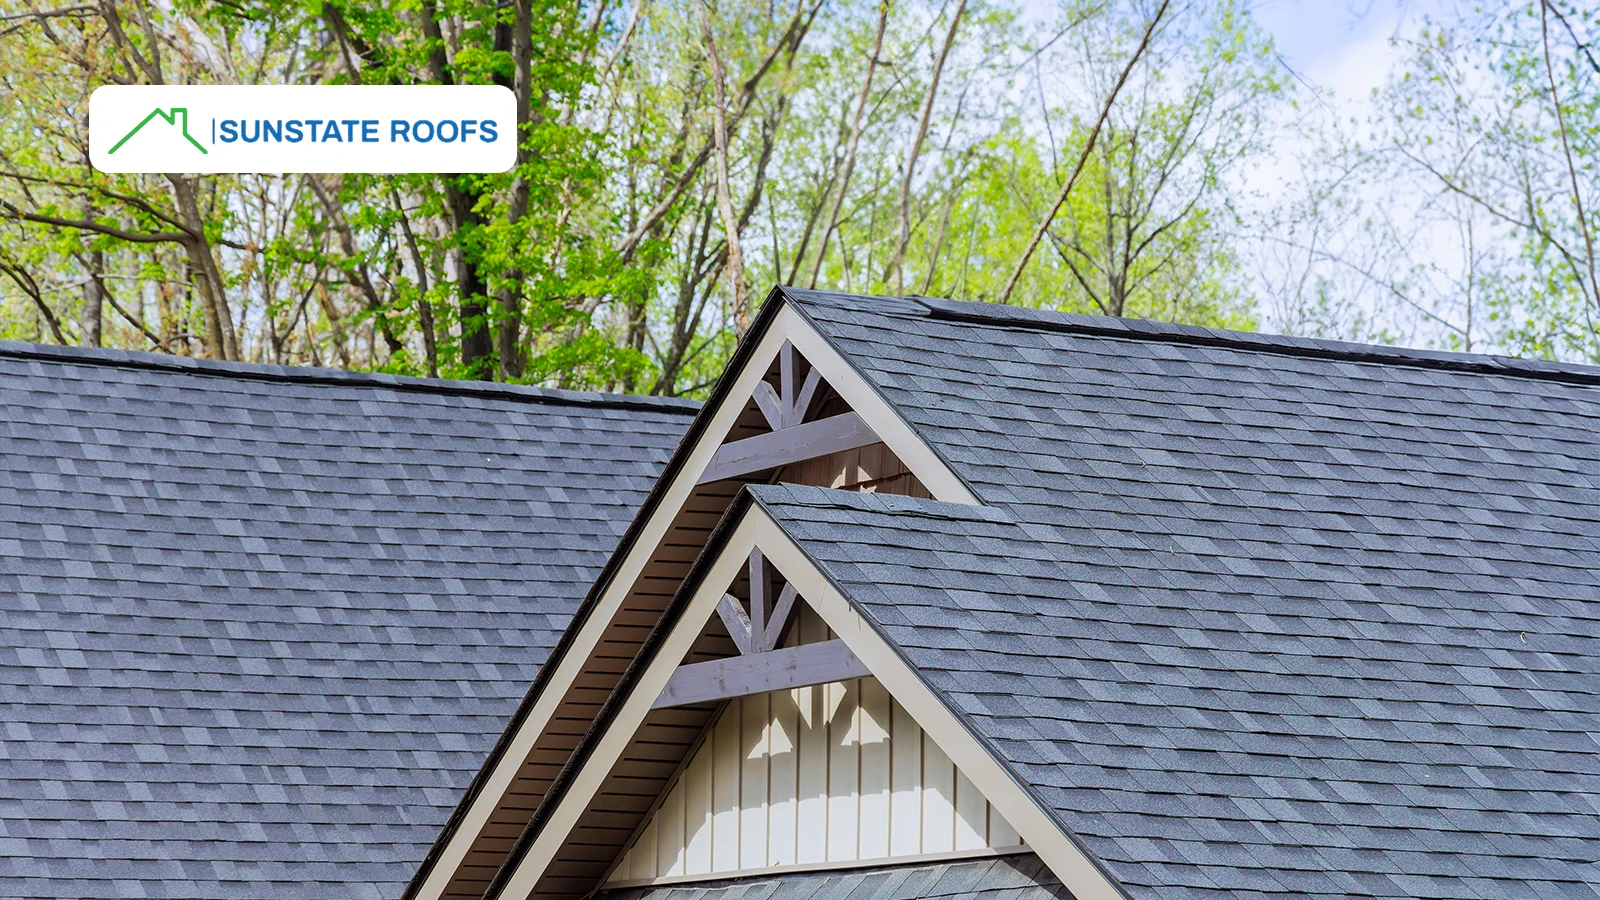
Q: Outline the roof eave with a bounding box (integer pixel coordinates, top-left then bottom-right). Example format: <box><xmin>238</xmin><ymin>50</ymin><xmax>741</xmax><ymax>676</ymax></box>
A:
<box><xmin>477</xmin><ymin>486</ymin><xmax>763</xmax><ymax>900</ymax></box>
<box><xmin>400</xmin><ymin>288</ymin><xmax>790</xmax><ymax>900</ymax></box>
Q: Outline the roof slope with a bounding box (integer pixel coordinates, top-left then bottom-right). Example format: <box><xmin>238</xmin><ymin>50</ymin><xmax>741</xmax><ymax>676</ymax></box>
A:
<box><xmin>755</xmin><ymin>290</ymin><xmax>1600</xmax><ymax>900</ymax></box>
<box><xmin>0</xmin><ymin>343</ymin><xmax>696</xmax><ymax>900</ymax></box>
<box><xmin>595</xmin><ymin>854</ymin><xmax>1069</xmax><ymax>900</ymax></box>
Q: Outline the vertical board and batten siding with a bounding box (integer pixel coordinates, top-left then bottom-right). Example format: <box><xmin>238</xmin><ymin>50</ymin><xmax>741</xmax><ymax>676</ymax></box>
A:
<box><xmin>609</xmin><ymin>607</ymin><xmax>1022</xmax><ymax>884</ymax></box>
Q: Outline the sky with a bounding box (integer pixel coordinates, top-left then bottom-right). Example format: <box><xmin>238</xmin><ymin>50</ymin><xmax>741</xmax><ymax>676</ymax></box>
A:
<box><xmin>1244</xmin><ymin>0</ymin><xmax>1479</xmax><ymax>341</ymax></box>
<box><xmin>995</xmin><ymin>0</ymin><xmax>1488</xmax><ymax>341</ymax></box>
<box><xmin>1251</xmin><ymin>0</ymin><xmax>1464</xmax><ymax>104</ymax></box>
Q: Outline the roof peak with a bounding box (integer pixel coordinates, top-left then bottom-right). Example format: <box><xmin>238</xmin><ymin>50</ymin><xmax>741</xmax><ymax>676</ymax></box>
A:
<box><xmin>778</xmin><ymin>287</ymin><xmax>1600</xmax><ymax>388</ymax></box>
<box><xmin>0</xmin><ymin>339</ymin><xmax>700</xmax><ymax>414</ymax></box>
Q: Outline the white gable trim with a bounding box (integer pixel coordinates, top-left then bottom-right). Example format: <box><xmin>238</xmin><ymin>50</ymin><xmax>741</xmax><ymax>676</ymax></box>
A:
<box><xmin>780</xmin><ymin>307</ymin><xmax>979</xmax><ymax>506</ymax></box>
<box><xmin>487</xmin><ymin>503</ymin><xmax>1127</xmax><ymax>900</ymax></box>
<box><xmin>746</xmin><ymin>512</ymin><xmax>1128</xmax><ymax>900</ymax></box>
<box><xmin>409</xmin><ymin>299</ymin><xmax>975</xmax><ymax>900</ymax></box>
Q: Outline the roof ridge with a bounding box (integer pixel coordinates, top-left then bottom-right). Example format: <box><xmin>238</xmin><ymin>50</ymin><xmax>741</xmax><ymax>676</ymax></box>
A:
<box><xmin>779</xmin><ymin>288</ymin><xmax>1600</xmax><ymax>388</ymax></box>
<box><xmin>0</xmin><ymin>340</ymin><xmax>700</xmax><ymax>414</ymax></box>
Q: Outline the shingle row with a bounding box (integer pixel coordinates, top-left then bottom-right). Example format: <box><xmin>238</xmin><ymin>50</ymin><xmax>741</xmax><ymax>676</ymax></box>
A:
<box><xmin>764</xmin><ymin>289</ymin><xmax>1600</xmax><ymax>900</ymax></box>
<box><xmin>0</xmin><ymin>344</ymin><xmax>696</xmax><ymax>900</ymax></box>
<box><xmin>595</xmin><ymin>853</ymin><xmax>1068</xmax><ymax>900</ymax></box>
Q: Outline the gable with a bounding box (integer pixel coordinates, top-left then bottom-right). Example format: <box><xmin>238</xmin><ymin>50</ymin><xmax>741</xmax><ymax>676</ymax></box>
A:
<box><xmin>473</xmin><ymin>489</ymin><xmax>1123</xmax><ymax>900</ymax></box>
<box><xmin>605</xmin><ymin>604</ymin><xmax>1023</xmax><ymax>887</ymax></box>
<box><xmin>0</xmin><ymin>342</ymin><xmax>696</xmax><ymax>900</ymax></box>
<box><xmin>406</xmin><ymin>293</ymin><xmax>979</xmax><ymax>900</ymax></box>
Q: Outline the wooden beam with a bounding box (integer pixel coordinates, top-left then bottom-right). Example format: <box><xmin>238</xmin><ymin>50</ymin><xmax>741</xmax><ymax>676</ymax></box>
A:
<box><xmin>760</xmin><ymin>584</ymin><xmax>797</xmax><ymax>653</ymax></box>
<box><xmin>650</xmin><ymin>640</ymin><xmax>870</xmax><ymax>709</ymax></box>
<box><xmin>749</xmin><ymin>548</ymin><xmax>768</xmax><ymax>644</ymax></box>
<box><xmin>779</xmin><ymin>341</ymin><xmax>799</xmax><ymax>426</ymax></box>
<box><xmin>791</xmin><ymin>367</ymin><xmax>822</xmax><ymax>427</ymax></box>
<box><xmin>715</xmin><ymin>593</ymin><xmax>751</xmax><ymax>655</ymax></box>
<box><xmin>751</xmin><ymin>381</ymin><xmax>784</xmax><ymax>430</ymax></box>
<box><xmin>696</xmin><ymin>412</ymin><xmax>877</xmax><ymax>485</ymax></box>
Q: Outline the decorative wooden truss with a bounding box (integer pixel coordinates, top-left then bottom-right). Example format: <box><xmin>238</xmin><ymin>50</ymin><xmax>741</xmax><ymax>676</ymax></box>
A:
<box><xmin>652</xmin><ymin>547</ymin><xmax>869</xmax><ymax>709</ymax></box>
<box><xmin>697</xmin><ymin>341</ymin><xmax>878</xmax><ymax>486</ymax></box>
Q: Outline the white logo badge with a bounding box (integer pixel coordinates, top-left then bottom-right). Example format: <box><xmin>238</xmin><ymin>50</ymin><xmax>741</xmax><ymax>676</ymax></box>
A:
<box><xmin>90</xmin><ymin>85</ymin><xmax>517</xmax><ymax>174</ymax></box>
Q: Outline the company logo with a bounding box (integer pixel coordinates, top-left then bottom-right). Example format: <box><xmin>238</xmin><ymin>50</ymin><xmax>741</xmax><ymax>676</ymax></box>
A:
<box><xmin>109</xmin><ymin>108</ymin><xmax>208</xmax><ymax>156</ymax></box>
<box><xmin>90</xmin><ymin>85</ymin><xmax>515</xmax><ymax>174</ymax></box>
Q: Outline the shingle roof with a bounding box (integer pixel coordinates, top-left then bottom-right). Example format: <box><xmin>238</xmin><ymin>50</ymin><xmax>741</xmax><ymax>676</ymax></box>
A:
<box><xmin>0</xmin><ymin>343</ymin><xmax>697</xmax><ymax>900</ymax></box>
<box><xmin>595</xmin><ymin>853</ymin><xmax>1068</xmax><ymax>900</ymax></box>
<box><xmin>751</xmin><ymin>289</ymin><xmax>1600</xmax><ymax>900</ymax></box>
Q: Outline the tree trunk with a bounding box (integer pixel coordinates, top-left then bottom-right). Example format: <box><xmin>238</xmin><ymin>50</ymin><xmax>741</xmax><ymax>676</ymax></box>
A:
<box><xmin>498</xmin><ymin>0</ymin><xmax>534</xmax><ymax>380</ymax></box>
<box><xmin>81</xmin><ymin>249</ymin><xmax>103</xmax><ymax>348</ymax></box>
<box><xmin>700</xmin><ymin>1</ymin><xmax>748</xmax><ymax>335</ymax></box>
<box><xmin>885</xmin><ymin>0</ymin><xmax>965</xmax><ymax>293</ymax></box>
<box><xmin>167</xmin><ymin>174</ymin><xmax>236</xmax><ymax>360</ymax></box>
<box><xmin>307</xmin><ymin>176</ymin><xmax>405</xmax><ymax>355</ymax></box>
<box><xmin>446</xmin><ymin>186</ymin><xmax>495</xmax><ymax>376</ymax></box>
<box><xmin>422</xmin><ymin>0</ymin><xmax>494</xmax><ymax>379</ymax></box>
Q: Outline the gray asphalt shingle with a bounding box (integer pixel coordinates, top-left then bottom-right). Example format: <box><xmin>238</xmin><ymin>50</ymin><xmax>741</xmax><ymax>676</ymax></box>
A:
<box><xmin>750</xmin><ymin>289</ymin><xmax>1600</xmax><ymax>900</ymax></box>
<box><xmin>0</xmin><ymin>342</ymin><xmax>696</xmax><ymax>900</ymax></box>
<box><xmin>594</xmin><ymin>854</ymin><xmax>1067</xmax><ymax>900</ymax></box>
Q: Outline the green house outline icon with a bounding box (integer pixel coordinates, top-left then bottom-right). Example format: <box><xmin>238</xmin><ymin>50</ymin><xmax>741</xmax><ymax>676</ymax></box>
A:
<box><xmin>109</xmin><ymin>108</ymin><xmax>208</xmax><ymax>155</ymax></box>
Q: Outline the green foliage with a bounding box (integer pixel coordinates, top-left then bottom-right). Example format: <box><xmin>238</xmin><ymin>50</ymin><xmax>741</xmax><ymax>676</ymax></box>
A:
<box><xmin>7</xmin><ymin>0</ymin><xmax>1589</xmax><ymax>392</ymax></box>
<box><xmin>1275</xmin><ymin>0</ymin><xmax>1600</xmax><ymax>360</ymax></box>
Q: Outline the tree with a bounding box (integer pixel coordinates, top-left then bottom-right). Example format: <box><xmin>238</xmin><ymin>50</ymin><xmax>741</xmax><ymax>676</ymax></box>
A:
<box><xmin>1015</xmin><ymin>0</ymin><xmax>1281</xmax><ymax>321</ymax></box>
<box><xmin>1262</xmin><ymin>0</ymin><xmax>1600</xmax><ymax>361</ymax></box>
<box><xmin>35</xmin><ymin>0</ymin><xmax>1584</xmax><ymax>390</ymax></box>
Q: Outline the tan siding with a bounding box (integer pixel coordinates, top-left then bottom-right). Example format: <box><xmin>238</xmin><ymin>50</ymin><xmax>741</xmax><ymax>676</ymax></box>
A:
<box><xmin>859</xmin><ymin>678</ymin><xmax>892</xmax><ymax>860</ymax></box>
<box><xmin>739</xmin><ymin>692</ymin><xmax>769</xmax><ymax>869</ymax></box>
<box><xmin>711</xmin><ymin>705</ymin><xmax>741</xmax><ymax>872</ymax></box>
<box><xmin>767</xmin><ymin>686</ymin><xmax>799</xmax><ymax>867</ymax></box>
<box><xmin>923</xmin><ymin>736</ymin><xmax>956</xmax><ymax>853</ymax></box>
<box><xmin>795</xmin><ymin>607</ymin><xmax>830</xmax><ymax>865</ymax></box>
<box><xmin>889</xmin><ymin>701</ymin><xmax>923</xmax><ymax>856</ymax></box>
<box><xmin>607</xmin><ymin>672</ymin><xmax>1022</xmax><ymax>884</ymax></box>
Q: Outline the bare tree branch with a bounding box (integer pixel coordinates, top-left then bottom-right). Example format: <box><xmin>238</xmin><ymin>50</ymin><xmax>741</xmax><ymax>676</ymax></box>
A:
<box><xmin>807</xmin><ymin>0</ymin><xmax>890</xmax><ymax>289</ymax></box>
<box><xmin>1</xmin><ymin>201</ymin><xmax>189</xmax><ymax>243</ymax></box>
<box><xmin>614</xmin><ymin>0</ymin><xmax>822</xmax><ymax>265</ymax></box>
<box><xmin>997</xmin><ymin>0</ymin><xmax>1169</xmax><ymax>306</ymax></box>
<box><xmin>0</xmin><ymin>263</ymin><xmax>69</xmax><ymax>343</ymax></box>
<box><xmin>1544</xmin><ymin>0</ymin><xmax>1600</xmax><ymax>75</ymax></box>
<box><xmin>1541</xmin><ymin>0</ymin><xmax>1600</xmax><ymax>310</ymax></box>
<box><xmin>885</xmin><ymin>0</ymin><xmax>965</xmax><ymax>292</ymax></box>
<box><xmin>0</xmin><ymin>5</ymin><xmax>94</xmax><ymax>38</ymax></box>
<box><xmin>700</xmin><ymin>0</ymin><xmax>749</xmax><ymax>335</ymax></box>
